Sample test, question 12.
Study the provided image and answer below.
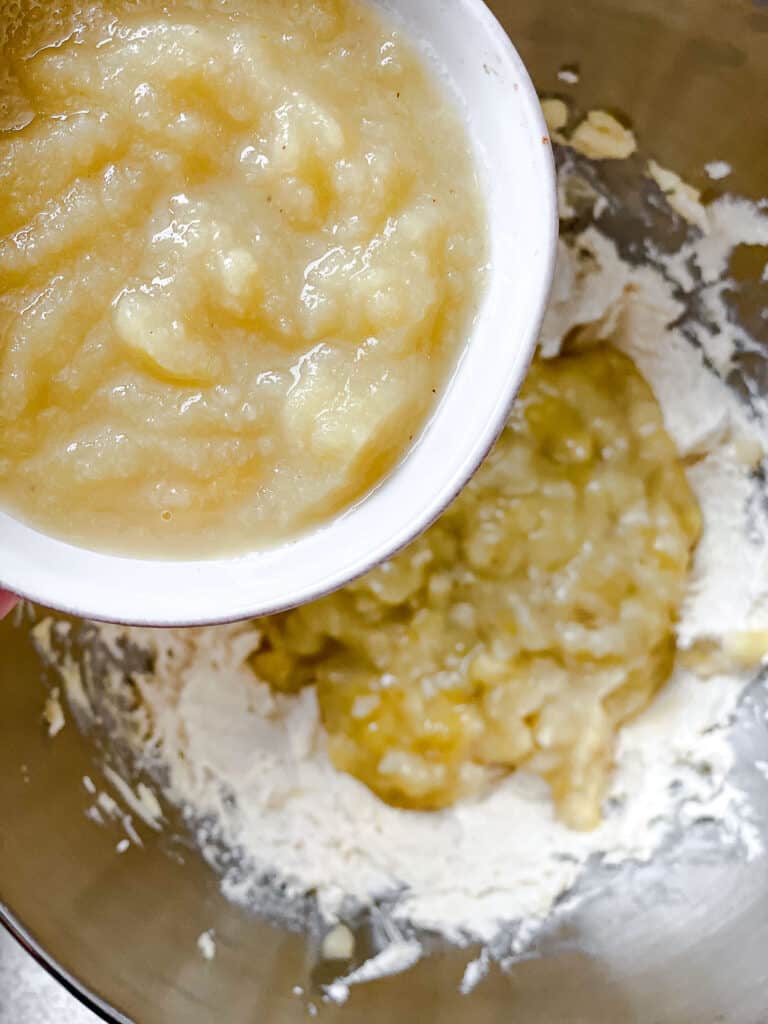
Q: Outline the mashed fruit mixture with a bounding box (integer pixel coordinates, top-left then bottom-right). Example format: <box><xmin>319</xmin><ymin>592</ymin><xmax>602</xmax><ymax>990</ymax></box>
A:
<box><xmin>254</xmin><ymin>345</ymin><xmax>702</xmax><ymax>830</ymax></box>
<box><xmin>0</xmin><ymin>0</ymin><xmax>486</xmax><ymax>556</ymax></box>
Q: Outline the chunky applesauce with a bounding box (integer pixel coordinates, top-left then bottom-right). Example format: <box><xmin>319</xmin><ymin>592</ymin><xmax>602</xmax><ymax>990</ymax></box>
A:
<box><xmin>0</xmin><ymin>0</ymin><xmax>486</xmax><ymax>555</ymax></box>
<box><xmin>253</xmin><ymin>346</ymin><xmax>702</xmax><ymax>830</ymax></box>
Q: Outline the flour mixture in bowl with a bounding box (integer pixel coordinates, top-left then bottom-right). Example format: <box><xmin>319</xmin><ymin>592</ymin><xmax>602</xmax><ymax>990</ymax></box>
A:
<box><xmin>32</xmin><ymin>172</ymin><xmax>768</xmax><ymax>956</ymax></box>
<box><xmin>0</xmin><ymin>0</ymin><xmax>486</xmax><ymax>556</ymax></box>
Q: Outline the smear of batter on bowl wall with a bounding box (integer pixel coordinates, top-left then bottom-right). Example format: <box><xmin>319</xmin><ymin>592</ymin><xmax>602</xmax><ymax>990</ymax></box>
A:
<box><xmin>32</xmin><ymin>103</ymin><xmax>768</xmax><ymax>1006</ymax></box>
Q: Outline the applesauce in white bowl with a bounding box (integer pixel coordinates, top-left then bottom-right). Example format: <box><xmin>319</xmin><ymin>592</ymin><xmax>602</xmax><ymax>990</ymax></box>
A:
<box><xmin>0</xmin><ymin>0</ymin><xmax>556</xmax><ymax>624</ymax></box>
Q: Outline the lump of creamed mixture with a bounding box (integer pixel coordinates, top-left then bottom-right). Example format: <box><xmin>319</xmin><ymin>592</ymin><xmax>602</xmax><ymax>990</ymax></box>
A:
<box><xmin>252</xmin><ymin>346</ymin><xmax>701</xmax><ymax>830</ymax></box>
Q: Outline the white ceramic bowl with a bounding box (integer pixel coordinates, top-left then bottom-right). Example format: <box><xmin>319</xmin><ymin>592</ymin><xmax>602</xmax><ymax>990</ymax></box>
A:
<box><xmin>0</xmin><ymin>0</ymin><xmax>557</xmax><ymax>626</ymax></box>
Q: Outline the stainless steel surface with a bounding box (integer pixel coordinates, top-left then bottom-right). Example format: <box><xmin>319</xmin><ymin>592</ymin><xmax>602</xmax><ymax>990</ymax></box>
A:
<box><xmin>0</xmin><ymin>927</ymin><xmax>95</xmax><ymax>1024</ymax></box>
<box><xmin>2</xmin><ymin>1</ymin><xmax>768</xmax><ymax>1021</ymax></box>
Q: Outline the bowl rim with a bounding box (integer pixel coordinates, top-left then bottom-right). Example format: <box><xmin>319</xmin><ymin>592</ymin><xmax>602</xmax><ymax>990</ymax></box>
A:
<box><xmin>0</xmin><ymin>902</ymin><xmax>128</xmax><ymax>1024</ymax></box>
<box><xmin>0</xmin><ymin>0</ymin><xmax>557</xmax><ymax>626</ymax></box>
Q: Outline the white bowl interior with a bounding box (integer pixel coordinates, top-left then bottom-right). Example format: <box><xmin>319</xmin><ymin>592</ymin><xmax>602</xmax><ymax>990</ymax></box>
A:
<box><xmin>0</xmin><ymin>0</ymin><xmax>557</xmax><ymax>625</ymax></box>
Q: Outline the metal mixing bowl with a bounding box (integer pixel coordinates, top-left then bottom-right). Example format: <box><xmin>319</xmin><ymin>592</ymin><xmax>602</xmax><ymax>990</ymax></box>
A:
<box><xmin>2</xmin><ymin>1</ymin><xmax>767</xmax><ymax>1021</ymax></box>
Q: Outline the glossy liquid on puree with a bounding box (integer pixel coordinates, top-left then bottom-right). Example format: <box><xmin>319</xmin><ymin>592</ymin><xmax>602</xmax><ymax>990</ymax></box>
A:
<box><xmin>0</xmin><ymin>0</ymin><xmax>486</xmax><ymax>556</ymax></box>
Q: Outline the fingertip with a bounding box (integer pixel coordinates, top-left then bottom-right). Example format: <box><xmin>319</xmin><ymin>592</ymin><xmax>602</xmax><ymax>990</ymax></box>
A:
<box><xmin>0</xmin><ymin>590</ymin><xmax>19</xmax><ymax>619</ymax></box>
